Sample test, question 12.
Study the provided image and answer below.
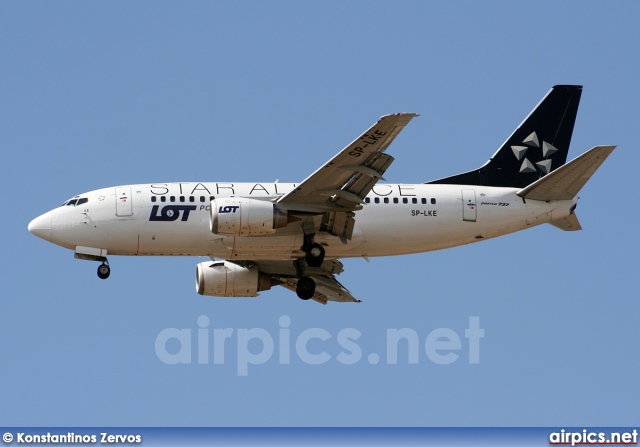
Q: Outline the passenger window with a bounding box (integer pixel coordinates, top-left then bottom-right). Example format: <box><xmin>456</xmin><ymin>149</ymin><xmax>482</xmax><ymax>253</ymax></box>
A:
<box><xmin>431</xmin><ymin>198</ymin><xmax>436</xmax><ymax>204</ymax></box>
<box><xmin>402</xmin><ymin>198</ymin><xmax>408</xmax><ymax>204</ymax></box>
<box><xmin>200</xmin><ymin>196</ymin><xmax>206</xmax><ymax>203</ymax></box>
<box><xmin>384</xmin><ymin>197</ymin><xmax>389</xmax><ymax>204</ymax></box>
<box><xmin>393</xmin><ymin>197</ymin><xmax>398</xmax><ymax>204</ymax></box>
<box><xmin>412</xmin><ymin>198</ymin><xmax>417</xmax><ymax>204</ymax></box>
<box><xmin>209</xmin><ymin>196</ymin><xmax>215</xmax><ymax>201</ymax></box>
<box><xmin>151</xmin><ymin>196</ymin><xmax>157</xmax><ymax>202</ymax></box>
<box><xmin>365</xmin><ymin>197</ymin><xmax>370</xmax><ymax>204</ymax></box>
<box><xmin>160</xmin><ymin>196</ymin><xmax>166</xmax><ymax>202</ymax></box>
<box><xmin>421</xmin><ymin>198</ymin><xmax>427</xmax><ymax>204</ymax></box>
<box><xmin>179</xmin><ymin>196</ymin><xmax>185</xmax><ymax>202</ymax></box>
<box><xmin>189</xmin><ymin>196</ymin><xmax>195</xmax><ymax>203</ymax></box>
<box><xmin>374</xmin><ymin>197</ymin><xmax>380</xmax><ymax>204</ymax></box>
<box><xmin>170</xmin><ymin>196</ymin><xmax>176</xmax><ymax>202</ymax></box>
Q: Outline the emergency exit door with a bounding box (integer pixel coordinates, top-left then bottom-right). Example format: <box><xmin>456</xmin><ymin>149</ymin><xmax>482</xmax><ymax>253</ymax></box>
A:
<box><xmin>462</xmin><ymin>189</ymin><xmax>477</xmax><ymax>222</ymax></box>
<box><xmin>115</xmin><ymin>186</ymin><xmax>133</xmax><ymax>216</ymax></box>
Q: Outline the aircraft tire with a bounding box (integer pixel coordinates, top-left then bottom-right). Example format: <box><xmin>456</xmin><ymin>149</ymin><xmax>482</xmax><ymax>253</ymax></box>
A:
<box><xmin>305</xmin><ymin>243</ymin><xmax>325</xmax><ymax>268</ymax></box>
<box><xmin>97</xmin><ymin>263</ymin><xmax>111</xmax><ymax>280</ymax></box>
<box><xmin>296</xmin><ymin>276</ymin><xmax>316</xmax><ymax>300</ymax></box>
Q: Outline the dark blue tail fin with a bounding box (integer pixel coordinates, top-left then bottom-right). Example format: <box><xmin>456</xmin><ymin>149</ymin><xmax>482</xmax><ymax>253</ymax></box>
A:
<box><xmin>428</xmin><ymin>85</ymin><xmax>582</xmax><ymax>189</ymax></box>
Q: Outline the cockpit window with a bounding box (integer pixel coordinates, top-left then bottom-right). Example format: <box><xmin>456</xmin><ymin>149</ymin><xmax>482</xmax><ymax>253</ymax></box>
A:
<box><xmin>61</xmin><ymin>197</ymin><xmax>89</xmax><ymax>207</ymax></box>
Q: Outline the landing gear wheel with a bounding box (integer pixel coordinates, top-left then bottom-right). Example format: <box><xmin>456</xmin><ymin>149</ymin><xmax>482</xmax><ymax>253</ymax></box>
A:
<box><xmin>305</xmin><ymin>243</ymin><xmax>325</xmax><ymax>268</ymax></box>
<box><xmin>97</xmin><ymin>263</ymin><xmax>110</xmax><ymax>280</ymax></box>
<box><xmin>296</xmin><ymin>276</ymin><xmax>316</xmax><ymax>300</ymax></box>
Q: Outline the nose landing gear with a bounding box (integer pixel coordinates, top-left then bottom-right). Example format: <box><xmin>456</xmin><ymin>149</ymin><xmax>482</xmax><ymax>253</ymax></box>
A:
<box><xmin>97</xmin><ymin>261</ymin><xmax>111</xmax><ymax>279</ymax></box>
<box><xmin>74</xmin><ymin>247</ymin><xmax>111</xmax><ymax>280</ymax></box>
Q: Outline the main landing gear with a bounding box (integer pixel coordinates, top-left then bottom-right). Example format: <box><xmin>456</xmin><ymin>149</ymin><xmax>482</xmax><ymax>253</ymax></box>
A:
<box><xmin>295</xmin><ymin>235</ymin><xmax>326</xmax><ymax>300</ymax></box>
<box><xmin>296</xmin><ymin>276</ymin><xmax>316</xmax><ymax>300</ymax></box>
<box><xmin>97</xmin><ymin>260</ymin><xmax>111</xmax><ymax>279</ymax></box>
<box><xmin>305</xmin><ymin>243</ymin><xmax>325</xmax><ymax>267</ymax></box>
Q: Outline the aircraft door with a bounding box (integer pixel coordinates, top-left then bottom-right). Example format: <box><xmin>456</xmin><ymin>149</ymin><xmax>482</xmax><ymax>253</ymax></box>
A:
<box><xmin>115</xmin><ymin>187</ymin><xmax>133</xmax><ymax>216</ymax></box>
<box><xmin>462</xmin><ymin>189</ymin><xmax>477</xmax><ymax>222</ymax></box>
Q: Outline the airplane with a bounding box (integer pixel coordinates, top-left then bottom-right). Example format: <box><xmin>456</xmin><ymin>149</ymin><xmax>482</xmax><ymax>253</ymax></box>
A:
<box><xmin>28</xmin><ymin>85</ymin><xmax>615</xmax><ymax>305</ymax></box>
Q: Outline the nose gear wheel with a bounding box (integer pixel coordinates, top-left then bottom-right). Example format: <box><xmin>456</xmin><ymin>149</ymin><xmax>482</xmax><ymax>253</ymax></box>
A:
<box><xmin>97</xmin><ymin>261</ymin><xmax>110</xmax><ymax>279</ymax></box>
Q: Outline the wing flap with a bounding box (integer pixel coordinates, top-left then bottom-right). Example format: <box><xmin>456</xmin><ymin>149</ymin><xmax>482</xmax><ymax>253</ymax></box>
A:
<box><xmin>322</xmin><ymin>211</ymin><xmax>356</xmax><ymax>240</ymax></box>
<box><xmin>332</xmin><ymin>153</ymin><xmax>395</xmax><ymax>209</ymax></box>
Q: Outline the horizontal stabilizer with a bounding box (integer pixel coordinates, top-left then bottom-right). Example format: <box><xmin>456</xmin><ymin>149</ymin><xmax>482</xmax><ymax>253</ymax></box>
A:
<box><xmin>517</xmin><ymin>146</ymin><xmax>615</xmax><ymax>201</ymax></box>
<box><xmin>550</xmin><ymin>213</ymin><xmax>582</xmax><ymax>231</ymax></box>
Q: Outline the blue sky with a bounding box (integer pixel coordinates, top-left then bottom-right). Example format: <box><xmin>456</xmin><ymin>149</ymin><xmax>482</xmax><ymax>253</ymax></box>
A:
<box><xmin>1</xmin><ymin>1</ymin><xmax>639</xmax><ymax>426</ymax></box>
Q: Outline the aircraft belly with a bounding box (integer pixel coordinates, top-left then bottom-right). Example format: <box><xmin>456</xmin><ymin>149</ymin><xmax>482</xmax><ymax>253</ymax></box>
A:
<box><xmin>221</xmin><ymin>234</ymin><xmax>305</xmax><ymax>261</ymax></box>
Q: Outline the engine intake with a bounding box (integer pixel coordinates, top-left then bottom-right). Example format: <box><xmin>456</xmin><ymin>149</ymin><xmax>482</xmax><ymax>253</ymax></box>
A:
<box><xmin>196</xmin><ymin>261</ymin><xmax>273</xmax><ymax>297</ymax></box>
<box><xmin>210</xmin><ymin>198</ymin><xmax>288</xmax><ymax>236</ymax></box>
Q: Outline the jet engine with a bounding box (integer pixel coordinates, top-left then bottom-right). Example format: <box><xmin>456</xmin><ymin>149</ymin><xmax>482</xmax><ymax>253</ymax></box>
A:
<box><xmin>210</xmin><ymin>198</ymin><xmax>289</xmax><ymax>236</ymax></box>
<box><xmin>195</xmin><ymin>261</ymin><xmax>273</xmax><ymax>297</ymax></box>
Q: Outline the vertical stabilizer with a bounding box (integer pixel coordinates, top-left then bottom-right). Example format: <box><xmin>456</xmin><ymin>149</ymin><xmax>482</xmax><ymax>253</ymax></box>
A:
<box><xmin>428</xmin><ymin>85</ymin><xmax>582</xmax><ymax>188</ymax></box>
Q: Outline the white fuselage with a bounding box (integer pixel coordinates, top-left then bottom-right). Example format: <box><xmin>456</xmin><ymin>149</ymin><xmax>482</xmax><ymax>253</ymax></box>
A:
<box><xmin>31</xmin><ymin>182</ymin><xmax>577</xmax><ymax>261</ymax></box>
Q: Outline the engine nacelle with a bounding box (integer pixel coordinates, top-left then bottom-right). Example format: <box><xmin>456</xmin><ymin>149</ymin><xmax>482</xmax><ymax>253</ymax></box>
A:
<box><xmin>195</xmin><ymin>261</ymin><xmax>273</xmax><ymax>297</ymax></box>
<box><xmin>210</xmin><ymin>198</ymin><xmax>288</xmax><ymax>236</ymax></box>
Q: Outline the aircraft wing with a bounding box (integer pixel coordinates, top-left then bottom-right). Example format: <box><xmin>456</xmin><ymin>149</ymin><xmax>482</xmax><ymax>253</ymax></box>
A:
<box><xmin>274</xmin><ymin>275</ymin><xmax>360</xmax><ymax>305</ymax></box>
<box><xmin>221</xmin><ymin>115</ymin><xmax>418</xmax><ymax>302</ymax></box>
<box><xmin>233</xmin><ymin>259</ymin><xmax>359</xmax><ymax>304</ymax></box>
<box><xmin>276</xmin><ymin>113</ymin><xmax>418</xmax><ymax>213</ymax></box>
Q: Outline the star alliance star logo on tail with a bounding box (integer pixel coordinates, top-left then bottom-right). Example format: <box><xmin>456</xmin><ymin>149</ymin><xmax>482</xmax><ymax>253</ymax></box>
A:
<box><xmin>511</xmin><ymin>131</ymin><xmax>559</xmax><ymax>175</ymax></box>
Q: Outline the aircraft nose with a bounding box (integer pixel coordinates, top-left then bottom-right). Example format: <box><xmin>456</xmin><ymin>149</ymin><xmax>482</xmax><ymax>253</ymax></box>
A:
<box><xmin>28</xmin><ymin>213</ymin><xmax>52</xmax><ymax>242</ymax></box>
